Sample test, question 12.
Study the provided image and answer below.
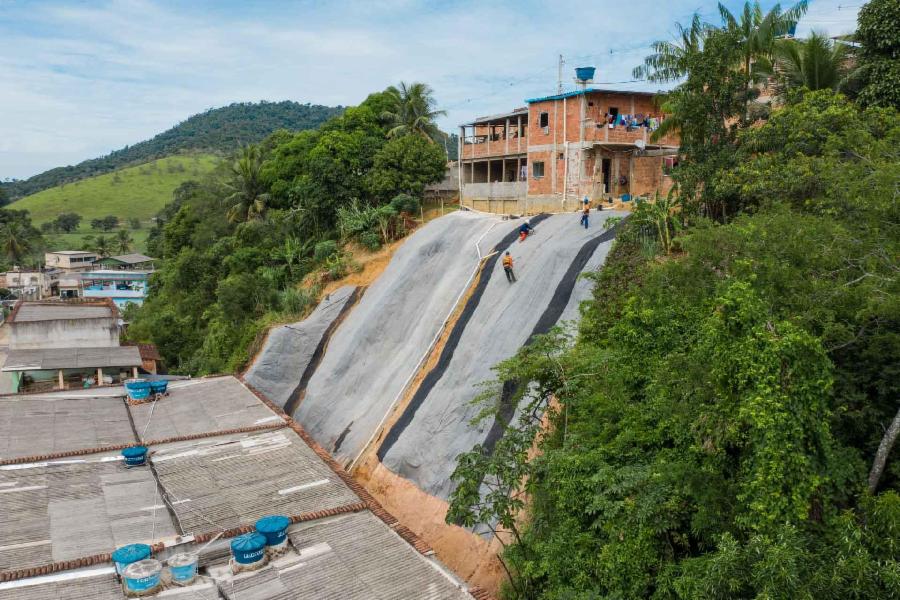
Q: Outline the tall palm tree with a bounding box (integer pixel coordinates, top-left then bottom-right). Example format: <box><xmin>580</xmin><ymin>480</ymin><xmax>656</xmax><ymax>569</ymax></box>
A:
<box><xmin>717</xmin><ymin>1</ymin><xmax>808</xmax><ymax>116</ymax></box>
<box><xmin>633</xmin><ymin>13</ymin><xmax>708</xmax><ymax>83</ymax></box>
<box><xmin>770</xmin><ymin>31</ymin><xmax>850</xmax><ymax>93</ymax></box>
<box><xmin>93</xmin><ymin>235</ymin><xmax>111</xmax><ymax>258</ymax></box>
<box><xmin>0</xmin><ymin>221</ymin><xmax>32</xmax><ymax>264</ymax></box>
<box><xmin>224</xmin><ymin>145</ymin><xmax>270</xmax><ymax>223</ymax></box>
<box><xmin>115</xmin><ymin>229</ymin><xmax>133</xmax><ymax>254</ymax></box>
<box><xmin>382</xmin><ymin>82</ymin><xmax>447</xmax><ymax>142</ymax></box>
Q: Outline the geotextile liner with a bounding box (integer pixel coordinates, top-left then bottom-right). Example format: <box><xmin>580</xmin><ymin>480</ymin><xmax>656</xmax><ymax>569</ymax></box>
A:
<box><xmin>378</xmin><ymin>213</ymin><xmax>551</xmax><ymax>460</ymax></box>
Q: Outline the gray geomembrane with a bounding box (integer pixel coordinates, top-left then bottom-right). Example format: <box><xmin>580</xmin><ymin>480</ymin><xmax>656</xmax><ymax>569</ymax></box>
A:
<box><xmin>244</xmin><ymin>285</ymin><xmax>358</xmax><ymax>409</ymax></box>
<box><xmin>294</xmin><ymin>211</ymin><xmax>506</xmax><ymax>464</ymax></box>
<box><xmin>380</xmin><ymin>211</ymin><xmax>625</xmax><ymax>499</ymax></box>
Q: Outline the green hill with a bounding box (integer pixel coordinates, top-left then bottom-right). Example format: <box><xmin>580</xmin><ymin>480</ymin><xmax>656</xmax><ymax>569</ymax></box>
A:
<box><xmin>2</xmin><ymin>100</ymin><xmax>343</xmax><ymax>199</ymax></box>
<box><xmin>9</xmin><ymin>154</ymin><xmax>219</xmax><ymax>224</ymax></box>
<box><xmin>9</xmin><ymin>154</ymin><xmax>219</xmax><ymax>253</ymax></box>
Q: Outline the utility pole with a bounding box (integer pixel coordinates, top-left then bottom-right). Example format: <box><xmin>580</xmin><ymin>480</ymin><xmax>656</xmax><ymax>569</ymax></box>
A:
<box><xmin>557</xmin><ymin>54</ymin><xmax>564</xmax><ymax>94</ymax></box>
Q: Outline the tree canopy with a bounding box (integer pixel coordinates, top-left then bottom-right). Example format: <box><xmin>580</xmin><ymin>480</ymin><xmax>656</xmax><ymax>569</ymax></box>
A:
<box><xmin>448</xmin><ymin>5</ymin><xmax>900</xmax><ymax>598</ymax></box>
<box><xmin>127</xmin><ymin>85</ymin><xmax>447</xmax><ymax>374</ymax></box>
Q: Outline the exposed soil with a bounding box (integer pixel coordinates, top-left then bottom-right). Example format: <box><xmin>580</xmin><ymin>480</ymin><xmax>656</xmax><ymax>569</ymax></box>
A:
<box><xmin>355</xmin><ymin>458</ymin><xmax>507</xmax><ymax>596</ymax></box>
<box><xmin>323</xmin><ymin>237</ymin><xmax>408</xmax><ymax>294</ymax></box>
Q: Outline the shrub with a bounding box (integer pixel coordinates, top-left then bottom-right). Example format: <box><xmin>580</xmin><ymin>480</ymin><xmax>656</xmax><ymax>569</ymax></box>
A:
<box><xmin>313</xmin><ymin>240</ymin><xmax>339</xmax><ymax>262</ymax></box>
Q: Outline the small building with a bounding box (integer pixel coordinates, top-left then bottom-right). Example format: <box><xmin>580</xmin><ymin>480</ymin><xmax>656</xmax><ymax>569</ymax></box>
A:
<box><xmin>2</xmin><ymin>267</ymin><xmax>60</xmax><ymax>300</ymax></box>
<box><xmin>94</xmin><ymin>252</ymin><xmax>156</xmax><ymax>271</ymax></box>
<box><xmin>1</xmin><ymin>299</ymin><xmax>140</xmax><ymax>392</ymax></box>
<box><xmin>2</xmin><ymin>346</ymin><xmax>142</xmax><ymax>392</ymax></box>
<box><xmin>6</xmin><ymin>299</ymin><xmax>120</xmax><ymax>350</ymax></box>
<box><xmin>80</xmin><ymin>269</ymin><xmax>151</xmax><ymax>307</ymax></box>
<box><xmin>458</xmin><ymin>70</ymin><xmax>680</xmax><ymax>214</ymax></box>
<box><xmin>44</xmin><ymin>250</ymin><xmax>99</xmax><ymax>272</ymax></box>
<box><xmin>57</xmin><ymin>271</ymin><xmax>82</xmax><ymax>299</ymax></box>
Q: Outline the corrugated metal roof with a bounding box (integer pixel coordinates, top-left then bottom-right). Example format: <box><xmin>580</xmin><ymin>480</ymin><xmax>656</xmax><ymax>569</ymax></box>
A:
<box><xmin>129</xmin><ymin>376</ymin><xmax>276</xmax><ymax>440</ymax></box>
<box><xmin>525</xmin><ymin>88</ymin><xmax>660</xmax><ymax>103</ymax></box>
<box><xmin>0</xmin><ymin>376</ymin><xmax>477</xmax><ymax>599</ymax></box>
<box><xmin>105</xmin><ymin>253</ymin><xmax>154</xmax><ymax>264</ymax></box>
<box><xmin>2</xmin><ymin>346</ymin><xmax>141</xmax><ymax>371</ymax></box>
<box><xmin>0</xmin><ymin>395</ymin><xmax>134</xmax><ymax>461</ymax></box>
<box><xmin>209</xmin><ymin>511</ymin><xmax>472</xmax><ymax>599</ymax></box>
<box><xmin>152</xmin><ymin>429</ymin><xmax>360</xmax><ymax>534</ymax></box>
<box><xmin>0</xmin><ymin>571</ymin><xmax>123</xmax><ymax>600</ymax></box>
<box><xmin>11</xmin><ymin>303</ymin><xmax>113</xmax><ymax>323</ymax></box>
<box><xmin>0</xmin><ymin>453</ymin><xmax>177</xmax><ymax>573</ymax></box>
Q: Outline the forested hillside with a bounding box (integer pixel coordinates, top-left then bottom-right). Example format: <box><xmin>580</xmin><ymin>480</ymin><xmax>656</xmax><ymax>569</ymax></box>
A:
<box><xmin>1</xmin><ymin>101</ymin><xmax>343</xmax><ymax>199</ymax></box>
<box><xmin>126</xmin><ymin>83</ymin><xmax>448</xmax><ymax>374</ymax></box>
<box><xmin>447</xmin><ymin>2</ymin><xmax>900</xmax><ymax>598</ymax></box>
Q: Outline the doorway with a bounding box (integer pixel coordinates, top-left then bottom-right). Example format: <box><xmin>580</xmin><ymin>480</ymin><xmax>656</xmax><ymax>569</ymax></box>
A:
<box><xmin>601</xmin><ymin>158</ymin><xmax>612</xmax><ymax>194</ymax></box>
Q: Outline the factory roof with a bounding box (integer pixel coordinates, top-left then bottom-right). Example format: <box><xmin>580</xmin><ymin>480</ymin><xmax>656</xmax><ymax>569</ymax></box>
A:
<box><xmin>2</xmin><ymin>346</ymin><xmax>142</xmax><ymax>371</ymax></box>
<box><xmin>0</xmin><ymin>376</ymin><xmax>479</xmax><ymax>599</ymax></box>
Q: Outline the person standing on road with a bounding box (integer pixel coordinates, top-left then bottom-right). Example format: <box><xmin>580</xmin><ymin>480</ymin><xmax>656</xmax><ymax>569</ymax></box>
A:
<box><xmin>502</xmin><ymin>251</ymin><xmax>516</xmax><ymax>283</ymax></box>
<box><xmin>580</xmin><ymin>204</ymin><xmax>590</xmax><ymax>229</ymax></box>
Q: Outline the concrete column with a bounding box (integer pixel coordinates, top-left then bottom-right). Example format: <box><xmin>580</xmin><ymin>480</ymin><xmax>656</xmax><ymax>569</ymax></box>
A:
<box><xmin>58</xmin><ymin>369</ymin><xmax>64</xmax><ymax>390</ymax></box>
<box><xmin>516</xmin><ymin>115</ymin><xmax>522</xmax><ymax>152</ymax></box>
<box><xmin>502</xmin><ymin>160</ymin><xmax>506</xmax><ymax>182</ymax></box>
<box><xmin>132</xmin><ymin>366</ymin><xmax>138</xmax><ymax>379</ymax></box>
<box><xmin>96</xmin><ymin>368</ymin><xmax>103</xmax><ymax>386</ymax></box>
<box><xmin>487</xmin><ymin>124</ymin><xmax>491</xmax><ymax>155</ymax></box>
<box><xmin>487</xmin><ymin>160</ymin><xmax>491</xmax><ymax>183</ymax></box>
<box><xmin>505</xmin><ymin>118</ymin><xmax>510</xmax><ymax>154</ymax></box>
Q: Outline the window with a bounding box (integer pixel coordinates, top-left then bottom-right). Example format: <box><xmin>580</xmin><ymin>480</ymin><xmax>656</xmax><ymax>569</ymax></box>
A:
<box><xmin>609</xmin><ymin>107</ymin><xmax>619</xmax><ymax>118</ymax></box>
<box><xmin>557</xmin><ymin>152</ymin><xmax>564</xmax><ymax>160</ymax></box>
<box><xmin>539</xmin><ymin>112</ymin><xmax>549</xmax><ymax>128</ymax></box>
<box><xmin>533</xmin><ymin>161</ymin><xmax>545</xmax><ymax>178</ymax></box>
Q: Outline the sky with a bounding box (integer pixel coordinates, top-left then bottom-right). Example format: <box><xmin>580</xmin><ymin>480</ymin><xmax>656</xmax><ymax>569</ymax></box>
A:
<box><xmin>0</xmin><ymin>0</ymin><xmax>861</xmax><ymax>180</ymax></box>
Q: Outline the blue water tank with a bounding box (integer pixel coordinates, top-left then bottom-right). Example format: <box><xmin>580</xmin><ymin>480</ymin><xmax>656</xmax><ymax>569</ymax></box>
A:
<box><xmin>255</xmin><ymin>515</ymin><xmax>291</xmax><ymax>546</ymax></box>
<box><xmin>125</xmin><ymin>379</ymin><xmax>151</xmax><ymax>400</ymax></box>
<box><xmin>122</xmin><ymin>446</ymin><xmax>148</xmax><ymax>466</ymax></box>
<box><xmin>112</xmin><ymin>543</ymin><xmax>152</xmax><ymax>574</ymax></box>
<box><xmin>575</xmin><ymin>66</ymin><xmax>596</xmax><ymax>81</ymax></box>
<box><xmin>231</xmin><ymin>532</ymin><xmax>267</xmax><ymax>565</ymax></box>
<box><xmin>149</xmin><ymin>380</ymin><xmax>168</xmax><ymax>394</ymax></box>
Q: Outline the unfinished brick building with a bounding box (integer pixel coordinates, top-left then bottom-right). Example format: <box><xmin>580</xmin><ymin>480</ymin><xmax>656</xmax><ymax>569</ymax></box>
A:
<box><xmin>458</xmin><ymin>76</ymin><xmax>680</xmax><ymax>214</ymax></box>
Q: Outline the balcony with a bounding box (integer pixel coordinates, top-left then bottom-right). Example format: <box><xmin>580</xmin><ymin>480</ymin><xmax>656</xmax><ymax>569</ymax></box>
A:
<box><xmin>82</xmin><ymin>286</ymin><xmax>147</xmax><ymax>299</ymax></box>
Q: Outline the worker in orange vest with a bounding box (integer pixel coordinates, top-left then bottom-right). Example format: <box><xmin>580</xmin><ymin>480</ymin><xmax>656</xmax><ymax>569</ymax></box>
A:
<box><xmin>502</xmin><ymin>251</ymin><xmax>516</xmax><ymax>283</ymax></box>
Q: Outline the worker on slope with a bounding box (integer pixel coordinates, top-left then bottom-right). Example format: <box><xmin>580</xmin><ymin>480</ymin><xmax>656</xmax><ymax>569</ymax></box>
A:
<box><xmin>518</xmin><ymin>220</ymin><xmax>534</xmax><ymax>242</ymax></box>
<box><xmin>580</xmin><ymin>203</ymin><xmax>590</xmax><ymax>229</ymax></box>
<box><xmin>502</xmin><ymin>251</ymin><xmax>516</xmax><ymax>283</ymax></box>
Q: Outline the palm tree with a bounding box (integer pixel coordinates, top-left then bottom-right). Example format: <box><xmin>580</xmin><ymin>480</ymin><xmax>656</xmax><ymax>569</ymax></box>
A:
<box><xmin>717</xmin><ymin>1</ymin><xmax>808</xmax><ymax>116</ymax></box>
<box><xmin>115</xmin><ymin>229</ymin><xmax>133</xmax><ymax>254</ymax></box>
<box><xmin>93</xmin><ymin>235</ymin><xmax>111</xmax><ymax>258</ymax></box>
<box><xmin>381</xmin><ymin>82</ymin><xmax>447</xmax><ymax>142</ymax></box>
<box><xmin>633</xmin><ymin>13</ymin><xmax>708</xmax><ymax>83</ymax></box>
<box><xmin>769</xmin><ymin>32</ymin><xmax>850</xmax><ymax>93</ymax></box>
<box><xmin>0</xmin><ymin>221</ymin><xmax>32</xmax><ymax>264</ymax></box>
<box><xmin>224</xmin><ymin>145</ymin><xmax>270</xmax><ymax>223</ymax></box>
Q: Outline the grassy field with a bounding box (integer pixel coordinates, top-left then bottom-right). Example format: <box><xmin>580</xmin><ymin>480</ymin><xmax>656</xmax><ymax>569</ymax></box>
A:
<box><xmin>9</xmin><ymin>154</ymin><xmax>220</xmax><ymax>226</ymax></box>
<box><xmin>44</xmin><ymin>228</ymin><xmax>152</xmax><ymax>254</ymax></box>
<box><xmin>8</xmin><ymin>154</ymin><xmax>220</xmax><ymax>255</ymax></box>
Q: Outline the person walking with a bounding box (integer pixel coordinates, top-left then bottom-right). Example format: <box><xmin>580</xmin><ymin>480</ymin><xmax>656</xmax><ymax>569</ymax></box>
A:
<box><xmin>580</xmin><ymin>204</ymin><xmax>590</xmax><ymax>229</ymax></box>
<box><xmin>502</xmin><ymin>251</ymin><xmax>516</xmax><ymax>283</ymax></box>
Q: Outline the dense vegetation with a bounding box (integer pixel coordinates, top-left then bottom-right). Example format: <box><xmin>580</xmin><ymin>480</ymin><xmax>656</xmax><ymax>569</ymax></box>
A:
<box><xmin>448</xmin><ymin>2</ymin><xmax>900</xmax><ymax>598</ymax></box>
<box><xmin>1</xmin><ymin>101</ymin><xmax>342</xmax><ymax>200</ymax></box>
<box><xmin>125</xmin><ymin>84</ymin><xmax>448</xmax><ymax>374</ymax></box>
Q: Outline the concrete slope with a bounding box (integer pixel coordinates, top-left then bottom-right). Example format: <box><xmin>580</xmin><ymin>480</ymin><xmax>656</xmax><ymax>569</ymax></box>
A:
<box><xmin>379</xmin><ymin>211</ymin><xmax>625</xmax><ymax>499</ymax></box>
<box><xmin>244</xmin><ymin>285</ymin><xmax>360</xmax><ymax>409</ymax></box>
<box><xmin>295</xmin><ymin>210</ymin><xmax>507</xmax><ymax>465</ymax></box>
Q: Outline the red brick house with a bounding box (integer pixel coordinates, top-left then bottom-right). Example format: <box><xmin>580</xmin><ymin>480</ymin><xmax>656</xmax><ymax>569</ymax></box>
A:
<box><xmin>458</xmin><ymin>83</ymin><xmax>679</xmax><ymax>214</ymax></box>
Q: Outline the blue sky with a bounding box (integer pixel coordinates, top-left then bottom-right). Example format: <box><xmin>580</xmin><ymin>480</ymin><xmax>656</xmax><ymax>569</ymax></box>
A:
<box><xmin>0</xmin><ymin>0</ymin><xmax>861</xmax><ymax>180</ymax></box>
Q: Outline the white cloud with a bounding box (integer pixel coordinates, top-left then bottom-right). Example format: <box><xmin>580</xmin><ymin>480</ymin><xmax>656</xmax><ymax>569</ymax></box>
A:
<box><xmin>0</xmin><ymin>0</ymin><xmax>860</xmax><ymax>180</ymax></box>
